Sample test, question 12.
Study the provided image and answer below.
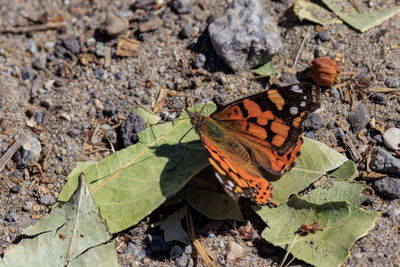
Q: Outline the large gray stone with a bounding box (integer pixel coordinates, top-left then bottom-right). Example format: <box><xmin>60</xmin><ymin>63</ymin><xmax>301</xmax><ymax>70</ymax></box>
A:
<box><xmin>208</xmin><ymin>0</ymin><xmax>282</xmax><ymax>72</ymax></box>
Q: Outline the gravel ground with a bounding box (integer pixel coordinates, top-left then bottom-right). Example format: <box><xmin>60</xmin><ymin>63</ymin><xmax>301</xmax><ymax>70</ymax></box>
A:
<box><xmin>0</xmin><ymin>0</ymin><xmax>399</xmax><ymax>266</ymax></box>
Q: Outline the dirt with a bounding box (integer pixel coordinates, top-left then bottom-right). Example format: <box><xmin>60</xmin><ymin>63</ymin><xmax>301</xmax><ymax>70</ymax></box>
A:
<box><xmin>0</xmin><ymin>0</ymin><xmax>399</xmax><ymax>266</ymax></box>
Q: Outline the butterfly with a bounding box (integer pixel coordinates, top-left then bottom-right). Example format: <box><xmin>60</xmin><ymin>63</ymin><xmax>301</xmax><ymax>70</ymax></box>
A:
<box><xmin>187</xmin><ymin>83</ymin><xmax>320</xmax><ymax>205</ymax></box>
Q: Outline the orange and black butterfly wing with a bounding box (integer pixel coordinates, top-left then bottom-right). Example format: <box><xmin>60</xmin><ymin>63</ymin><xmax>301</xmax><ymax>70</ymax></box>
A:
<box><xmin>210</xmin><ymin>83</ymin><xmax>320</xmax><ymax>154</ymax></box>
<box><xmin>198</xmin><ymin>133</ymin><xmax>272</xmax><ymax>205</ymax></box>
<box><xmin>210</xmin><ymin>83</ymin><xmax>320</xmax><ymax>176</ymax></box>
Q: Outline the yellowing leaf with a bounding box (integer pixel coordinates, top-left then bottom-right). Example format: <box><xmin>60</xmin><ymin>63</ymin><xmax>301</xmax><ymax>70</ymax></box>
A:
<box><xmin>294</xmin><ymin>0</ymin><xmax>342</xmax><ymax>25</ymax></box>
<box><xmin>322</xmin><ymin>0</ymin><xmax>400</xmax><ymax>32</ymax></box>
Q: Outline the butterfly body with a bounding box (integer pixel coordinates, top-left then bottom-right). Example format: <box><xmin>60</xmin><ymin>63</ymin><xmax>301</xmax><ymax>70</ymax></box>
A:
<box><xmin>188</xmin><ymin>83</ymin><xmax>320</xmax><ymax>205</ymax></box>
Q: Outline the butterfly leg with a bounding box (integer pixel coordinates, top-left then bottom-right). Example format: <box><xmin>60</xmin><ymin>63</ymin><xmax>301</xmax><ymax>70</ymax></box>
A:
<box><xmin>167</xmin><ymin>140</ymin><xmax>202</xmax><ymax>171</ymax></box>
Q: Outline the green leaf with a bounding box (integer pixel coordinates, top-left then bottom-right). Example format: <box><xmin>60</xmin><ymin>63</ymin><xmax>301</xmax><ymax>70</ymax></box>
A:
<box><xmin>270</xmin><ymin>138</ymin><xmax>348</xmax><ymax>204</ymax></box>
<box><xmin>160</xmin><ymin>206</ymin><xmax>190</xmax><ymax>244</ymax></box>
<box><xmin>322</xmin><ymin>0</ymin><xmax>400</xmax><ymax>32</ymax></box>
<box><xmin>251</xmin><ymin>60</ymin><xmax>279</xmax><ymax>78</ymax></box>
<box><xmin>57</xmin><ymin>103</ymin><xmax>216</xmax><ymax>233</ymax></box>
<box><xmin>179</xmin><ymin>186</ymin><xmax>244</xmax><ymax>221</ymax></box>
<box><xmin>329</xmin><ymin>160</ymin><xmax>357</xmax><ymax>181</ymax></box>
<box><xmin>133</xmin><ymin>106</ymin><xmax>161</xmax><ymax>126</ymax></box>
<box><xmin>257</xmin><ymin>180</ymin><xmax>379</xmax><ymax>267</ymax></box>
<box><xmin>294</xmin><ymin>0</ymin><xmax>342</xmax><ymax>25</ymax></box>
<box><xmin>1</xmin><ymin>175</ymin><xmax>118</xmax><ymax>267</ymax></box>
<box><xmin>302</xmin><ymin>180</ymin><xmax>367</xmax><ymax>209</ymax></box>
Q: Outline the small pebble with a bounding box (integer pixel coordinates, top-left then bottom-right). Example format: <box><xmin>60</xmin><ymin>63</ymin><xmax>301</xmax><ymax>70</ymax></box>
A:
<box><xmin>5</xmin><ymin>212</ymin><xmax>16</xmax><ymax>222</ymax></box>
<box><xmin>330</xmin><ymin>87</ymin><xmax>340</xmax><ymax>98</ymax></box>
<box><xmin>170</xmin><ymin>245</ymin><xmax>183</xmax><ymax>258</ymax></box>
<box><xmin>44</xmin><ymin>80</ymin><xmax>55</xmax><ymax>90</ymax></box>
<box><xmin>193</xmin><ymin>53</ymin><xmax>206</xmax><ymax>69</ymax></box>
<box><xmin>317</xmin><ymin>30</ymin><xmax>331</xmax><ymax>41</ymax></box>
<box><xmin>115</xmin><ymin>71</ymin><xmax>123</xmax><ymax>80</ymax></box>
<box><xmin>40</xmin><ymin>99</ymin><xmax>52</xmax><ymax>109</ymax></box>
<box><xmin>95</xmin><ymin>42</ymin><xmax>105</xmax><ymax>57</ymax></box>
<box><xmin>13</xmin><ymin>136</ymin><xmax>42</xmax><ymax>168</ymax></box>
<box><xmin>118</xmin><ymin>113</ymin><xmax>146</xmax><ymax>148</ymax></box>
<box><xmin>184</xmin><ymin>245</ymin><xmax>192</xmax><ymax>254</ymax></box>
<box><xmin>35</xmin><ymin>112</ymin><xmax>44</xmax><ymax>124</ymax></box>
<box><xmin>22</xmin><ymin>67</ymin><xmax>35</xmax><ymax>80</ymax></box>
<box><xmin>102</xmin><ymin>13</ymin><xmax>129</xmax><ymax>37</ymax></box>
<box><xmin>347</xmin><ymin>104</ymin><xmax>369</xmax><ymax>133</ymax></box>
<box><xmin>219</xmin><ymin>240</ymin><xmax>225</xmax><ymax>249</ymax></box>
<box><xmin>207</xmin><ymin>231</ymin><xmax>216</xmax><ymax>239</ymax></box>
<box><xmin>383</xmin><ymin>128</ymin><xmax>400</xmax><ymax>150</ymax></box>
<box><xmin>123</xmin><ymin>242</ymin><xmax>146</xmax><ymax>260</ymax></box>
<box><xmin>385</xmin><ymin>77</ymin><xmax>399</xmax><ymax>88</ymax></box>
<box><xmin>40</xmin><ymin>194</ymin><xmax>56</xmax><ymax>206</ymax></box>
<box><xmin>181</xmin><ymin>23</ymin><xmax>197</xmax><ymax>38</ymax></box>
<box><xmin>63</xmin><ymin>36</ymin><xmax>80</xmax><ymax>54</ymax></box>
<box><xmin>226</xmin><ymin>240</ymin><xmax>244</xmax><ymax>262</ymax></box>
<box><xmin>128</xmin><ymin>81</ymin><xmax>136</xmax><ymax>90</ymax></box>
<box><xmin>175</xmin><ymin>253</ymin><xmax>188</xmax><ymax>267</ymax></box>
<box><xmin>94</xmin><ymin>69</ymin><xmax>104</xmax><ymax>79</ymax></box>
<box><xmin>327</xmin><ymin>121</ymin><xmax>335</xmax><ymax>129</ymax></box>
<box><xmin>86</xmin><ymin>37</ymin><xmax>96</xmax><ymax>47</ymax></box>
<box><xmin>171</xmin><ymin>0</ymin><xmax>193</xmax><ymax>14</ymax></box>
<box><xmin>304</xmin><ymin>113</ymin><xmax>322</xmax><ymax>130</ymax></box>
<box><xmin>26</xmin><ymin>39</ymin><xmax>37</xmax><ymax>55</ymax></box>
<box><xmin>32</xmin><ymin>55</ymin><xmax>47</xmax><ymax>70</ymax></box>
<box><xmin>334</xmin><ymin>128</ymin><xmax>345</xmax><ymax>139</ymax></box>
<box><xmin>305</xmin><ymin>131</ymin><xmax>314</xmax><ymax>138</ymax></box>
<box><xmin>370</xmin><ymin>93</ymin><xmax>385</xmax><ymax>105</ymax></box>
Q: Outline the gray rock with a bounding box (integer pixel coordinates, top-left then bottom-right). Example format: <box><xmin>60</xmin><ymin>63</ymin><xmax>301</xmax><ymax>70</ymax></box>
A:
<box><xmin>175</xmin><ymin>253</ymin><xmax>188</xmax><ymax>267</ymax></box>
<box><xmin>26</xmin><ymin>39</ymin><xmax>37</xmax><ymax>55</ymax></box>
<box><xmin>385</xmin><ymin>77</ymin><xmax>399</xmax><ymax>88</ymax></box>
<box><xmin>317</xmin><ymin>30</ymin><xmax>331</xmax><ymax>41</ymax></box>
<box><xmin>22</xmin><ymin>67</ymin><xmax>35</xmax><ymax>80</ymax></box>
<box><xmin>32</xmin><ymin>55</ymin><xmax>47</xmax><ymax>70</ymax></box>
<box><xmin>35</xmin><ymin>112</ymin><xmax>44</xmax><ymax>124</ymax></box>
<box><xmin>193</xmin><ymin>53</ymin><xmax>206</xmax><ymax>69</ymax></box>
<box><xmin>63</xmin><ymin>36</ymin><xmax>80</xmax><ymax>54</ymax></box>
<box><xmin>370</xmin><ymin>93</ymin><xmax>385</xmax><ymax>105</ymax></box>
<box><xmin>170</xmin><ymin>245</ymin><xmax>183</xmax><ymax>258</ymax></box>
<box><xmin>226</xmin><ymin>240</ymin><xmax>244</xmax><ymax>262</ymax></box>
<box><xmin>347</xmin><ymin>104</ymin><xmax>369</xmax><ymax>133</ymax></box>
<box><xmin>13</xmin><ymin>136</ymin><xmax>42</xmax><ymax>168</ymax></box>
<box><xmin>181</xmin><ymin>23</ymin><xmax>198</xmax><ymax>38</ymax></box>
<box><xmin>102</xmin><ymin>13</ymin><xmax>129</xmax><ymax>37</ymax></box>
<box><xmin>374</xmin><ymin>177</ymin><xmax>400</xmax><ymax>199</ymax></box>
<box><xmin>370</xmin><ymin>147</ymin><xmax>400</xmax><ymax>176</ymax></box>
<box><xmin>304</xmin><ymin>113</ymin><xmax>322</xmax><ymax>130</ymax></box>
<box><xmin>40</xmin><ymin>194</ymin><xmax>56</xmax><ymax>206</ymax></box>
<box><xmin>383</xmin><ymin>128</ymin><xmax>400</xmax><ymax>150</ymax></box>
<box><xmin>124</xmin><ymin>242</ymin><xmax>146</xmax><ymax>260</ymax></box>
<box><xmin>184</xmin><ymin>245</ymin><xmax>192</xmax><ymax>254</ymax></box>
<box><xmin>171</xmin><ymin>0</ymin><xmax>193</xmax><ymax>14</ymax></box>
<box><xmin>208</xmin><ymin>0</ymin><xmax>282</xmax><ymax>72</ymax></box>
<box><xmin>330</xmin><ymin>86</ymin><xmax>340</xmax><ymax>98</ymax></box>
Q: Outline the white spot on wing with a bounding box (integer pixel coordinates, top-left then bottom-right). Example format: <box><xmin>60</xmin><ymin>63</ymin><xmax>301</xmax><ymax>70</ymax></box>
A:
<box><xmin>215</xmin><ymin>172</ymin><xmax>224</xmax><ymax>184</ymax></box>
<box><xmin>300</xmin><ymin>101</ymin><xmax>306</xmax><ymax>107</ymax></box>
<box><xmin>290</xmin><ymin>106</ymin><xmax>298</xmax><ymax>115</ymax></box>
<box><xmin>303</xmin><ymin>95</ymin><xmax>308</xmax><ymax>100</ymax></box>
<box><xmin>227</xmin><ymin>180</ymin><xmax>235</xmax><ymax>188</ymax></box>
<box><xmin>291</xmin><ymin>85</ymin><xmax>303</xmax><ymax>93</ymax></box>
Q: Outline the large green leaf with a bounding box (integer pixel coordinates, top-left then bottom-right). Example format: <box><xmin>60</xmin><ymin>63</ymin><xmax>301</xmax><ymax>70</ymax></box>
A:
<box><xmin>1</xmin><ymin>175</ymin><xmax>118</xmax><ymax>267</ymax></box>
<box><xmin>322</xmin><ymin>0</ymin><xmax>400</xmax><ymax>32</ymax></box>
<box><xmin>257</xmin><ymin>180</ymin><xmax>379</xmax><ymax>267</ymax></box>
<box><xmin>179</xmin><ymin>186</ymin><xmax>244</xmax><ymax>221</ymax></box>
<box><xmin>57</xmin><ymin>103</ymin><xmax>216</xmax><ymax>233</ymax></box>
<box><xmin>270</xmin><ymin>138</ymin><xmax>348</xmax><ymax>204</ymax></box>
<box><xmin>329</xmin><ymin>160</ymin><xmax>357</xmax><ymax>181</ymax></box>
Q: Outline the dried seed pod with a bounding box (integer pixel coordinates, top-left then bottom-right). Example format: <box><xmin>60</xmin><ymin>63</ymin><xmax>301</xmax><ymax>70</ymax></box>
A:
<box><xmin>309</xmin><ymin>57</ymin><xmax>340</xmax><ymax>86</ymax></box>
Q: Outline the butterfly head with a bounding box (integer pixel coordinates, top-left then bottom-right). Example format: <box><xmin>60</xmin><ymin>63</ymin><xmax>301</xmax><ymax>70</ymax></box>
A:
<box><xmin>186</xmin><ymin>110</ymin><xmax>204</xmax><ymax>129</ymax></box>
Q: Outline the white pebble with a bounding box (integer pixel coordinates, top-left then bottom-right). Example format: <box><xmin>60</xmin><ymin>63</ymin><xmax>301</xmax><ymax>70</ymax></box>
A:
<box><xmin>383</xmin><ymin>128</ymin><xmax>400</xmax><ymax>150</ymax></box>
